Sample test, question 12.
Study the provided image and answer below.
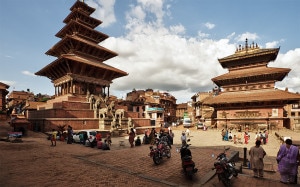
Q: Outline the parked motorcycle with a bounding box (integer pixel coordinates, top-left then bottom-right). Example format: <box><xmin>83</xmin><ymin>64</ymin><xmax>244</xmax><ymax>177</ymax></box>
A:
<box><xmin>179</xmin><ymin>140</ymin><xmax>198</xmax><ymax>179</ymax></box>
<box><xmin>212</xmin><ymin>147</ymin><xmax>238</xmax><ymax>187</ymax></box>
<box><xmin>149</xmin><ymin>137</ymin><xmax>171</xmax><ymax>165</ymax></box>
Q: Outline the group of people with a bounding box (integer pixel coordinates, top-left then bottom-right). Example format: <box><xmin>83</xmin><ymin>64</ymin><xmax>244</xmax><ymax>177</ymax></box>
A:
<box><xmin>221</xmin><ymin>129</ymin><xmax>269</xmax><ymax>146</ymax></box>
<box><xmin>249</xmin><ymin>138</ymin><xmax>299</xmax><ymax>184</ymax></box>
<box><xmin>141</xmin><ymin>127</ymin><xmax>174</xmax><ymax>147</ymax></box>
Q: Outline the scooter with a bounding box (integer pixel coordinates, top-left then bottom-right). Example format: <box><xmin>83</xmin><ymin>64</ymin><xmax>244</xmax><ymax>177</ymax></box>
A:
<box><xmin>212</xmin><ymin>147</ymin><xmax>238</xmax><ymax>187</ymax></box>
<box><xmin>179</xmin><ymin>140</ymin><xmax>198</xmax><ymax>179</ymax></box>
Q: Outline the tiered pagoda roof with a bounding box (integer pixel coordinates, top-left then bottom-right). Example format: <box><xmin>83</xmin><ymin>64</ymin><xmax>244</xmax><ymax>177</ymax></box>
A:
<box><xmin>204</xmin><ymin>89</ymin><xmax>300</xmax><ymax>105</ymax></box>
<box><xmin>204</xmin><ymin>39</ymin><xmax>300</xmax><ymax>106</ymax></box>
<box><xmin>35</xmin><ymin>0</ymin><xmax>127</xmax><ymax>89</ymax></box>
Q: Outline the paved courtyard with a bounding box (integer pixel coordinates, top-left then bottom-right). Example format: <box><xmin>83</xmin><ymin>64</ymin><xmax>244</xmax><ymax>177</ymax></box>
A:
<box><xmin>0</xmin><ymin>122</ymin><xmax>299</xmax><ymax>187</ymax></box>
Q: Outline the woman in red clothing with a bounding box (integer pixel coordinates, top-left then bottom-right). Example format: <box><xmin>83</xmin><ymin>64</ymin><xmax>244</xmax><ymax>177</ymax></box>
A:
<box><xmin>244</xmin><ymin>132</ymin><xmax>249</xmax><ymax>144</ymax></box>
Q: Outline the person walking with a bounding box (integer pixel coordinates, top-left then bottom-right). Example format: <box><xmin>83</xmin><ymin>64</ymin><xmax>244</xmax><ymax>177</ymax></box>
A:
<box><xmin>50</xmin><ymin>129</ymin><xmax>57</xmax><ymax>146</ymax></box>
<box><xmin>244</xmin><ymin>131</ymin><xmax>249</xmax><ymax>144</ymax></box>
<box><xmin>128</xmin><ymin>128</ymin><xmax>135</xmax><ymax>148</ymax></box>
<box><xmin>181</xmin><ymin>131</ymin><xmax>187</xmax><ymax>145</ymax></box>
<box><xmin>277</xmin><ymin>139</ymin><xmax>299</xmax><ymax>184</ymax></box>
<box><xmin>249</xmin><ymin>140</ymin><xmax>266</xmax><ymax>178</ymax></box>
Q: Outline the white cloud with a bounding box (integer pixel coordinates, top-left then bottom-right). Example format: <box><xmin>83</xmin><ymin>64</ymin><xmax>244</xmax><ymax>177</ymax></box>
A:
<box><xmin>102</xmin><ymin>1</ymin><xmax>235</xmax><ymax>103</ymax></box>
<box><xmin>204</xmin><ymin>22</ymin><xmax>215</xmax><ymax>30</ymax></box>
<box><xmin>92</xmin><ymin>1</ymin><xmax>300</xmax><ymax>103</ymax></box>
<box><xmin>235</xmin><ymin>32</ymin><xmax>259</xmax><ymax>42</ymax></box>
<box><xmin>197</xmin><ymin>31</ymin><xmax>209</xmax><ymax>38</ymax></box>
<box><xmin>87</xmin><ymin>0</ymin><xmax>116</xmax><ymax>27</ymax></box>
<box><xmin>271</xmin><ymin>48</ymin><xmax>300</xmax><ymax>93</ymax></box>
<box><xmin>265</xmin><ymin>41</ymin><xmax>279</xmax><ymax>48</ymax></box>
<box><xmin>22</xmin><ymin>71</ymin><xmax>36</xmax><ymax>77</ymax></box>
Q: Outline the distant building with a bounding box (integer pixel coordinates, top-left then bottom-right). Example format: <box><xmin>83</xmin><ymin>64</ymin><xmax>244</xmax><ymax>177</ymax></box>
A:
<box><xmin>191</xmin><ymin>92</ymin><xmax>216</xmax><ymax>127</ymax></box>
<box><xmin>7</xmin><ymin>90</ymin><xmax>34</xmax><ymax>114</ymax></box>
<box><xmin>284</xmin><ymin>101</ymin><xmax>300</xmax><ymax>131</ymax></box>
<box><xmin>123</xmin><ymin>88</ymin><xmax>177</xmax><ymax>126</ymax></box>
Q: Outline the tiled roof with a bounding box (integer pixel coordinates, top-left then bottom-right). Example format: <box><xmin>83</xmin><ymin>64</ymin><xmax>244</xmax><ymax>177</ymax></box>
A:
<box><xmin>204</xmin><ymin>89</ymin><xmax>300</xmax><ymax>105</ymax></box>
<box><xmin>212</xmin><ymin>66</ymin><xmax>290</xmax><ymax>81</ymax></box>
<box><xmin>219</xmin><ymin>48</ymin><xmax>279</xmax><ymax>63</ymax></box>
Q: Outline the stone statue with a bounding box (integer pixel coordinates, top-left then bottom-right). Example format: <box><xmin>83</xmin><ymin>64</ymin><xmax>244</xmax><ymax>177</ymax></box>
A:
<box><xmin>89</xmin><ymin>94</ymin><xmax>95</xmax><ymax>109</ymax></box>
<box><xmin>99</xmin><ymin>108</ymin><xmax>108</xmax><ymax>118</ymax></box>
<box><xmin>86</xmin><ymin>90</ymin><xmax>90</xmax><ymax>102</ymax></box>
<box><xmin>115</xmin><ymin>109</ymin><xmax>125</xmax><ymax>119</ymax></box>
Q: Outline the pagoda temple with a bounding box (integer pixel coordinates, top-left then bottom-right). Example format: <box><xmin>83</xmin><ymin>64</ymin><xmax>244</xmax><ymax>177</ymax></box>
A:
<box><xmin>204</xmin><ymin>39</ymin><xmax>300</xmax><ymax>131</ymax></box>
<box><xmin>28</xmin><ymin>0</ymin><xmax>128</xmax><ymax>132</ymax></box>
<box><xmin>35</xmin><ymin>0</ymin><xmax>128</xmax><ymax>97</ymax></box>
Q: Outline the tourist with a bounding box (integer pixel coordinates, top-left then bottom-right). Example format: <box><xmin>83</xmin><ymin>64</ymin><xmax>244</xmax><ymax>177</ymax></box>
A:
<box><xmin>255</xmin><ymin>132</ymin><xmax>260</xmax><ymax>142</ymax></box>
<box><xmin>50</xmin><ymin>129</ymin><xmax>57</xmax><ymax>146</ymax></box>
<box><xmin>249</xmin><ymin>140</ymin><xmax>266</xmax><ymax>178</ymax></box>
<box><xmin>233</xmin><ymin>135</ymin><xmax>237</xmax><ymax>144</ymax></box>
<box><xmin>277</xmin><ymin>139</ymin><xmax>299</xmax><ymax>184</ymax></box>
<box><xmin>181</xmin><ymin>131</ymin><xmax>187</xmax><ymax>145</ymax></box>
<box><xmin>237</xmin><ymin>132</ymin><xmax>243</xmax><ymax>144</ymax></box>
<box><xmin>83</xmin><ymin>132</ymin><xmax>88</xmax><ymax>145</ymax></box>
<box><xmin>228</xmin><ymin>131</ymin><xmax>233</xmax><ymax>142</ymax></box>
<box><xmin>261</xmin><ymin>131</ymin><xmax>266</xmax><ymax>144</ymax></box>
<box><xmin>221</xmin><ymin>129</ymin><xmax>225</xmax><ymax>141</ymax></box>
<box><xmin>67</xmin><ymin>125</ymin><xmax>73</xmax><ymax>144</ymax></box>
<box><xmin>105</xmin><ymin>132</ymin><xmax>112</xmax><ymax>146</ymax></box>
<box><xmin>102</xmin><ymin>140</ymin><xmax>110</xmax><ymax>150</ymax></box>
<box><xmin>244</xmin><ymin>131</ymin><xmax>249</xmax><ymax>144</ymax></box>
<box><xmin>96</xmin><ymin>132</ymin><xmax>102</xmax><ymax>142</ymax></box>
<box><xmin>135</xmin><ymin>136</ymin><xmax>141</xmax><ymax>146</ymax></box>
<box><xmin>128</xmin><ymin>128</ymin><xmax>135</xmax><ymax>148</ymax></box>
<box><xmin>168</xmin><ymin>130</ymin><xmax>174</xmax><ymax>145</ymax></box>
<box><xmin>143</xmin><ymin>129</ymin><xmax>149</xmax><ymax>144</ymax></box>
<box><xmin>185</xmin><ymin>127</ymin><xmax>190</xmax><ymax>137</ymax></box>
<box><xmin>264</xmin><ymin>130</ymin><xmax>268</xmax><ymax>144</ymax></box>
<box><xmin>79</xmin><ymin>132</ymin><xmax>84</xmax><ymax>145</ymax></box>
<box><xmin>149</xmin><ymin>128</ymin><xmax>157</xmax><ymax>145</ymax></box>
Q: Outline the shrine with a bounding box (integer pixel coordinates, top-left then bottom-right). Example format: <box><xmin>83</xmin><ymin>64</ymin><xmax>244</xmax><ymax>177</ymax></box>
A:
<box><xmin>204</xmin><ymin>39</ymin><xmax>300</xmax><ymax>131</ymax></box>
<box><xmin>28</xmin><ymin>0</ymin><xmax>129</xmax><ymax>133</ymax></box>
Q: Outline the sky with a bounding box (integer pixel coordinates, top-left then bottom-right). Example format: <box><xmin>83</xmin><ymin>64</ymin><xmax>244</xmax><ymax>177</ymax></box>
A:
<box><xmin>0</xmin><ymin>0</ymin><xmax>299</xmax><ymax>104</ymax></box>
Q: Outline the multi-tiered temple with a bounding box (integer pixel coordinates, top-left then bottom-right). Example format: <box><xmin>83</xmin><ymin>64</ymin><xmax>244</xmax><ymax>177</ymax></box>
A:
<box><xmin>204</xmin><ymin>39</ymin><xmax>300</xmax><ymax>131</ymax></box>
<box><xmin>35</xmin><ymin>1</ymin><xmax>127</xmax><ymax>97</ymax></box>
<box><xmin>28</xmin><ymin>1</ymin><xmax>128</xmax><ymax>132</ymax></box>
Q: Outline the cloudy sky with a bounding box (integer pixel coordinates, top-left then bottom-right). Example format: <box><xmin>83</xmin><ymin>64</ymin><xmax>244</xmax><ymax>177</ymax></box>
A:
<box><xmin>0</xmin><ymin>0</ymin><xmax>299</xmax><ymax>103</ymax></box>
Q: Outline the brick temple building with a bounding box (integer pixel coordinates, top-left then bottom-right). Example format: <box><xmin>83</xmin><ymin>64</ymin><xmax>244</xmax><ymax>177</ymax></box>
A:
<box><xmin>204</xmin><ymin>39</ymin><xmax>300</xmax><ymax>131</ymax></box>
<box><xmin>27</xmin><ymin>0</ymin><xmax>128</xmax><ymax>132</ymax></box>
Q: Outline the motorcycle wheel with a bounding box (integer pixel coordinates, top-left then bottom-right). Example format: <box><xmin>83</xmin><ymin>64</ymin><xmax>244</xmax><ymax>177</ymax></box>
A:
<box><xmin>153</xmin><ymin>153</ymin><xmax>161</xmax><ymax>165</ymax></box>
<box><xmin>233</xmin><ymin>169</ymin><xmax>238</xmax><ymax>177</ymax></box>
<box><xmin>219</xmin><ymin>174</ymin><xmax>231</xmax><ymax>187</ymax></box>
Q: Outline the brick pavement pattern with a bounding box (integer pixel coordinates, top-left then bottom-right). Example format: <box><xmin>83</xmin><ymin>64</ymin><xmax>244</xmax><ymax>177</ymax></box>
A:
<box><xmin>1</xmin><ymin>122</ymin><xmax>299</xmax><ymax>187</ymax></box>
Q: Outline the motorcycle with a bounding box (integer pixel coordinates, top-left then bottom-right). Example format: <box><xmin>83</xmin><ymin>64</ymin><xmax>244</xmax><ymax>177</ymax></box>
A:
<box><xmin>149</xmin><ymin>136</ymin><xmax>171</xmax><ymax>165</ymax></box>
<box><xmin>179</xmin><ymin>140</ymin><xmax>198</xmax><ymax>179</ymax></box>
<box><xmin>212</xmin><ymin>147</ymin><xmax>238</xmax><ymax>187</ymax></box>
